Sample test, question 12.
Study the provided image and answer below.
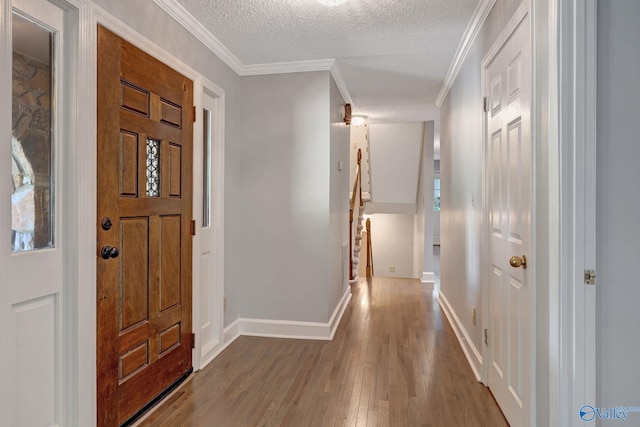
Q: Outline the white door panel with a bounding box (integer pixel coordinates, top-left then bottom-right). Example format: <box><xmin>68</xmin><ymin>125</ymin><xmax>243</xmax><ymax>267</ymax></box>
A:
<box><xmin>4</xmin><ymin>1</ymin><xmax>65</xmax><ymax>425</ymax></box>
<box><xmin>486</xmin><ymin>11</ymin><xmax>532</xmax><ymax>427</ymax></box>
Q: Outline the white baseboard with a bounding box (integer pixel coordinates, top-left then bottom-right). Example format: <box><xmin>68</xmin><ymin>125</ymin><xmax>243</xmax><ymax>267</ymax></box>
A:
<box><xmin>422</xmin><ymin>271</ymin><xmax>435</xmax><ymax>284</ymax></box>
<box><xmin>197</xmin><ymin>320</ymin><xmax>242</xmax><ymax>369</ymax></box>
<box><xmin>438</xmin><ymin>291</ymin><xmax>483</xmax><ymax>381</ymax></box>
<box><xmin>203</xmin><ymin>288</ymin><xmax>352</xmax><ymax>369</ymax></box>
<box><xmin>238</xmin><ymin>288</ymin><xmax>352</xmax><ymax>340</ymax></box>
<box><xmin>328</xmin><ymin>289</ymin><xmax>352</xmax><ymax>339</ymax></box>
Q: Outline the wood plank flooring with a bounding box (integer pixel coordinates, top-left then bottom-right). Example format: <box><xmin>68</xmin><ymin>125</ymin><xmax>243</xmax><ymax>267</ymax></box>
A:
<box><xmin>136</xmin><ymin>278</ymin><xmax>508</xmax><ymax>427</ymax></box>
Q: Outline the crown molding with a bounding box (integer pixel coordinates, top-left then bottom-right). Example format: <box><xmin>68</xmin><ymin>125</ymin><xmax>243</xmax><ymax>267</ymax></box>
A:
<box><xmin>330</xmin><ymin>61</ymin><xmax>353</xmax><ymax>105</ymax></box>
<box><xmin>242</xmin><ymin>58</ymin><xmax>334</xmax><ymax>75</ymax></box>
<box><xmin>435</xmin><ymin>0</ymin><xmax>496</xmax><ymax>106</ymax></box>
<box><xmin>152</xmin><ymin>0</ymin><xmax>353</xmax><ymax>105</ymax></box>
<box><xmin>153</xmin><ymin>0</ymin><xmax>244</xmax><ymax>74</ymax></box>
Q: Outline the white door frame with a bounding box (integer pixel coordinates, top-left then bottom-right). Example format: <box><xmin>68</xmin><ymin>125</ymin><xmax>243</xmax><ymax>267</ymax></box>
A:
<box><xmin>556</xmin><ymin>0</ymin><xmax>597</xmax><ymax>425</ymax></box>
<box><xmin>0</xmin><ymin>0</ymin><xmax>11</xmax><ymax>420</ymax></box>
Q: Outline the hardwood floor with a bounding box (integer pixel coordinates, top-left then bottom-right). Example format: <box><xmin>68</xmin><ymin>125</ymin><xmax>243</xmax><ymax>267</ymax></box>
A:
<box><xmin>136</xmin><ymin>278</ymin><xmax>508</xmax><ymax>427</ymax></box>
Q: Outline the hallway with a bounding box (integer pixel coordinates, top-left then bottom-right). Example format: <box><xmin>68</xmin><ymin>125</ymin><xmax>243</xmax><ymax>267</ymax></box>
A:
<box><xmin>136</xmin><ymin>277</ymin><xmax>507</xmax><ymax>426</ymax></box>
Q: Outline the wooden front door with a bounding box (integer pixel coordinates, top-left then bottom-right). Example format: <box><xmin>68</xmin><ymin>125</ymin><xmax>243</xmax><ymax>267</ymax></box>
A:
<box><xmin>97</xmin><ymin>26</ymin><xmax>194</xmax><ymax>426</ymax></box>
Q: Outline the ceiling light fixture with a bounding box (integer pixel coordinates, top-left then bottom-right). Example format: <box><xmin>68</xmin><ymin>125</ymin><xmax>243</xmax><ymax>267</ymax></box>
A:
<box><xmin>351</xmin><ymin>115</ymin><xmax>367</xmax><ymax>126</ymax></box>
<box><xmin>316</xmin><ymin>0</ymin><xmax>349</xmax><ymax>6</ymax></box>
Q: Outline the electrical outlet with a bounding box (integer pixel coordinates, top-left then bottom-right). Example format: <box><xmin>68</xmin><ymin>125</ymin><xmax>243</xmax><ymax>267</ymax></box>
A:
<box><xmin>472</xmin><ymin>307</ymin><xmax>477</xmax><ymax>326</ymax></box>
<box><xmin>224</xmin><ymin>296</ymin><xmax>227</xmax><ymax>312</ymax></box>
<box><xmin>389</xmin><ymin>266</ymin><xmax>396</xmax><ymax>273</ymax></box>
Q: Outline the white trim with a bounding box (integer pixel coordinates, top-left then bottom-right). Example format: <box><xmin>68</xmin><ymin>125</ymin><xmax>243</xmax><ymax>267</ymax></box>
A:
<box><xmin>151</xmin><ymin>0</ymin><xmax>354</xmax><ymax>105</ymax></box>
<box><xmin>330</xmin><ymin>61</ymin><xmax>353</xmax><ymax>105</ymax></box>
<box><xmin>239</xmin><ymin>318</ymin><xmax>335</xmax><ymax>340</ymax></box>
<box><xmin>152</xmin><ymin>0</ymin><xmax>243</xmax><ymax>74</ymax></box>
<box><xmin>421</xmin><ymin>271</ymin><xmax>435</xmax><ymax>284</ymax></box>
<box><xmin>435</xmin><ymin>0</ymin><xmax>496</xmax><ymax>106</ymax></box>
<box><xmin>92</xmin><ymin>5</ymin><xmax>202</xmax><ymax>81</ymax></box>
<box><xmin>242</xmin><ymin>58</ymin><xmax>334</xmax><ymax>75</ymax></box>
<box><xmin>557</xmin><ymin>0</ymin><xmax>597</xmax><ymax>425</ymax></box>
<box><xmin>73</xmin><ymin>3</ymin><xmax>96</xmax><ymax>426</ymax></box>
<box><xmin>197</xmin><ymin>318</ymin><xmax>242</xmax><ymax>371</ymax></box>
<box><xmin>438</xmin><ymin>292</ymin><xmax>483</xmax><ymax>381</ymax></box>
<box><xmin>223</xmin><ymin>319</ymin><xmax>242</xmax><ymax>345</ymax></box>
<box><xmin>328</xmin><ymin>288</ymin><xmax>352</xmax><ymax>339</ymax></box>
<box><xmin>1</xmin><ymin>1</ymin><xmax>13</xmax><ymax>424</ymax></box>
<box><xmin>55</xmin><ymin>2</ymin><xmax>89</xmax><ymax>427</ymax></box>
<box><xmin>218</xmin><ymin>289</ymin><xmax>352</xmax><ymax>343</ymax></box>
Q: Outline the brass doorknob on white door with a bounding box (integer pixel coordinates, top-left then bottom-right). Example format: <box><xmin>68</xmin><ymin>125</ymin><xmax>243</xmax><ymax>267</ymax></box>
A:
<box><xmin>509</xmin><ymin>255</ymin><xmax>527</xmax><ymax>269</ymax></box>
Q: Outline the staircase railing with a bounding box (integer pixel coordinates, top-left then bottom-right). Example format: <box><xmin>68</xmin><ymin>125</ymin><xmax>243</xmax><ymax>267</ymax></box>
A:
<box><xmin>349</xmin><ymin>149</ymin><xmax>363</xmax><ymax>280</ymax></box>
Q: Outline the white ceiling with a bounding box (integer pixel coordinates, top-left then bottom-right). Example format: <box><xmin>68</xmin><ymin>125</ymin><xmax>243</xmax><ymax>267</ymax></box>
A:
<box><xmin>173</xmin><ymin>0</ymin><xmax>479</xmax><ymax>123</ymax></box>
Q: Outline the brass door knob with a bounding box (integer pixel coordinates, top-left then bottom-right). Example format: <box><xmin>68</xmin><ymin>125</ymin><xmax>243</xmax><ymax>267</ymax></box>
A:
<box><xmin>509</xmin><ymin>255</ymin><xmax>527</xmax><ymax>269</ymax></box>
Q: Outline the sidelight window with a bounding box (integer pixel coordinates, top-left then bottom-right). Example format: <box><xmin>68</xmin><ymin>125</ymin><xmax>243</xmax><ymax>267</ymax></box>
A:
<box><xmin>11</xmin><ymin>12</ymin><xmax>55</xmax><ymax>252</ymax></box>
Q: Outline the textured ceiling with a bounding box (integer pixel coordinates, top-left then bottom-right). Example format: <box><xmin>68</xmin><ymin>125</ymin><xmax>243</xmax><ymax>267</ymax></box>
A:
<box><xmin>176</xmin><ymin>0</ymin><xmax>479</xmax><ymax>123</ymax></box>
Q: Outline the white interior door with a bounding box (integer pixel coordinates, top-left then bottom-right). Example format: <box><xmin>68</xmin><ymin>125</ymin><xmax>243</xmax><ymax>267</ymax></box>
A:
<box><xmin>485</xmin><ymin>11</ymin><xmax>532</xmax><ymax>427</ymax></box>
<box><xmin>3</xmin><ymin>0</ymin><xmax>65</xmax><ymax>425</ymax></box>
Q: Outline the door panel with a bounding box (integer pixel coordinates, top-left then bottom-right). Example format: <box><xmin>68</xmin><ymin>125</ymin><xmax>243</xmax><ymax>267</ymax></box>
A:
<box><xmin>4</xmin><ymin>1</ymin><xmax>65</xmax><ymax>426</ymax></box>
<box><xmin>97</xmin><ymin>26</ymin><xmax>193</xmax><ymax>426</ymax></box>
<box><xmin>486</xmin><ymin>12</ymin><xmax>531</xmax><ymax>427</ymax></box>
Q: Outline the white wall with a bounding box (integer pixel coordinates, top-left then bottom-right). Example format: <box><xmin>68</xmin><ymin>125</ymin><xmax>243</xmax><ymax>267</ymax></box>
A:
<box><xmin>349</xmin><ymin>124</ymin><xmax>370</xmax><ymax>194</ymax></box>
<box><xmin>328</xmin><ymin>77</ymin><xmax>350</xmax><ymax>314</ymax></box>
<box><xmin>369</xmin><ymin>214</ymin><xmax>415</xmax><ymax>278</ymax></box>
<box><xmin>238</xmin><ymin>71</ymin><xmax>331</xmax><ymax>323</ymax></box>
<box><xmin>596</xmin><ymin>0</ymin><xmax>640</xmax><ymax>409</ymax></box>
<box><xmin>368</xmin><ymin>123</ymin><xmax>424</xmax><ymax>205</ymax></box>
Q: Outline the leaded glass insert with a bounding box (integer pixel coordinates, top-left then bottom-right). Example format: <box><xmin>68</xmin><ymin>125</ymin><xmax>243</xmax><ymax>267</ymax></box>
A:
<box><xmin>146</xmin><ymin>138</ymin><xmax>160</xmax><ymax>197</ymax></box>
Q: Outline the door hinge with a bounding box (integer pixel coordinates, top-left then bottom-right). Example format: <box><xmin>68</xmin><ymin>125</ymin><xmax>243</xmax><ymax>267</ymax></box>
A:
<box><xmin>483</xmin><ymin>97</ymin><xmax>489</xmax><ymax>113</ymax></box>
<box><xmin>584</xmin><ymin>269</ymin><xmax>596</xmax><ymax>285</ymax></box>
<box><xmin>192</xmin><ymin>105</ymin><xmax>196</xmax><ymax>123</ymax></box>
<box><xmin>191</xmin><ymin>333</ymin><xmax>196</xmax><ymax>349</ymax></box>
<box><xmin>484</xmin><ymin>328</ymin><xmax>489</xmax><ymax>345</ymax></box>
<box><xmin>190</xmin><ymin>220</ymin><xmax>196</xmax><ymax>236</ymax></box>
